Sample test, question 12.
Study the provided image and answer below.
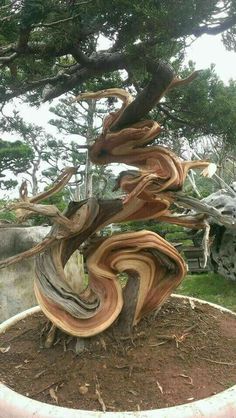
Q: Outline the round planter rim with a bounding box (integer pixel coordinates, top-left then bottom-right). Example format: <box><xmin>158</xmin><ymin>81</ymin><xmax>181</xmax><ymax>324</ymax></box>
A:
<box><xmin>0</xmin><ymin>295</ymin><xmax>236</xmax><ymax>418</ymax></box>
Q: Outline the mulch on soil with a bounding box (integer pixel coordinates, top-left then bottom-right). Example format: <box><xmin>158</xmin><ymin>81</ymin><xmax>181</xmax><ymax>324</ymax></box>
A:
<box><xmin>0</xmin><ymin>297</ymin><xmax>236</xmax><ymax>412</ymax></box>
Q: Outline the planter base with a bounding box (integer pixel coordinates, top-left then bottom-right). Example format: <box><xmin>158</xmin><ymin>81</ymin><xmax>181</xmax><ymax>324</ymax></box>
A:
<box><xmin>1</xmin><ymin>295</ymin><xmax>236</xmax><ymax>417</ymax></box>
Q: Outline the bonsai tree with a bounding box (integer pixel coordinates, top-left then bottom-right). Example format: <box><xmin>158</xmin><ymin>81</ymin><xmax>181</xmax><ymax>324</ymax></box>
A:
<box><xmin>1</xmin><ymin>65</ymin><xmax>233</xmax><ymax>341</ymax></box>
<box><xmin>1</xmin><ymin>0</ymin><xmax>236</xmax><ymax>341</ymax></box>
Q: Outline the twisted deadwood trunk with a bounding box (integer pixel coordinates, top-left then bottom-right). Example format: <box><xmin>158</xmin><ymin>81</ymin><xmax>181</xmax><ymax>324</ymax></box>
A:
<box><xmin>1</xmin><ymin>62</ymin><xmax>222</xmax><ymax>337</ymax></box>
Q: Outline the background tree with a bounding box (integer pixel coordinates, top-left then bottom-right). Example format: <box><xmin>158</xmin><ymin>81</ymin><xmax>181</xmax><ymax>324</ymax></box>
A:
<box><xmin>155</xmin><ymin>64</ymin><xmax>236</xmax><ymax>149</ymax></box>
<box><xmin>49</xmin><ymin>93</ymin><xmax>121</xmax><ymax>199</ymax></box>
<box><xmin>0</xmin><ymin>97</ymin><xmax>120</xmax><ymax>200</ymax></box>
<box><xmin>1</xmin><ymin>113</ymin><xmax>55</xmax><ymax>194</ymax></box>
<box><xmin>0</xmin><ymin>137</ymin><xmax>33</xmax><ymax>190</ymax></box>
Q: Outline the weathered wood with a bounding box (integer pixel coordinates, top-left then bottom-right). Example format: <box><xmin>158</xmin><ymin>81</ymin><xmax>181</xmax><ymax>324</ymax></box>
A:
<box><xmin>210</xmin><ymin>225</ymin><xmax>236</xmax><ymax>280</ymax></box>
<box><xmin>206</xmin><ymin>191</ymin><xmax>236</xmax><ymax>281</ymax></box>
<box><xmin>61</xmin><ymin>198</ymin><xmax>123</xmax><ymax>264</ymax></box>
<box><xmin>2</xmin><ymin>76</ymin><xmax>222</xmax><ymax>338</ymax></box>
<box><xmin>174</xmin><ymin>191</ymin><xmax>236</xmax><ymax>230</ymax></box>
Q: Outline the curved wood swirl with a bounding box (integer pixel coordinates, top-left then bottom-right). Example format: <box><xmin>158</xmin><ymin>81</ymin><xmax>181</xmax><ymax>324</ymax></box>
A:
<box><xmin>35</xmin><ymin>87</ymin><xmax>212</xmax><ymax>337</ymax></box>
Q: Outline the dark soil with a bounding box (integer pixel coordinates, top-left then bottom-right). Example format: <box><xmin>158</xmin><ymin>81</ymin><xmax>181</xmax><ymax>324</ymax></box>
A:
<box><xmin>1</xmin><ymin>297</ymin><xmax>236</xmax><ymax>412</ymax></box>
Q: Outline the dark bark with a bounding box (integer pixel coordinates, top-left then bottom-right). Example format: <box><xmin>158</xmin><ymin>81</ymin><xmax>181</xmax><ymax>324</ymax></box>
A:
<box><xmin>193</xmin><ymin>15</ymin><xmax>236</xmax><ymax>37</ymax></box>
<box><xmin>111</xmin><ymin>61</ymin><xmax>175</xmax><ymax>131</ymax></box>
<box><xmin>116</xmin><ymin>271</ymin><xmax>140</xmax><ymax>336</ymax></box>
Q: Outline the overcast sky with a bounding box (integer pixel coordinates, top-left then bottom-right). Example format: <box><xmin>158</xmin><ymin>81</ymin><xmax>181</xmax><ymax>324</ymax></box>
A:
<box><xmin>186</xmin><ymin>34</ymin><xmax>236</xmax><ymax>83</ymax></box>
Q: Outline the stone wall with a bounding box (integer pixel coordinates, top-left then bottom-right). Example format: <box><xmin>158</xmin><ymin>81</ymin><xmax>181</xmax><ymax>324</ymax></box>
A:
<box><xmin>0</xmin><ymin>226</ymin><xmax>50</xmax><ymax>322</ymax></box>
<box><xmin>0</xmin><ymin>226</ymin><xmax>86</xmax><ymax>322</ymax></box>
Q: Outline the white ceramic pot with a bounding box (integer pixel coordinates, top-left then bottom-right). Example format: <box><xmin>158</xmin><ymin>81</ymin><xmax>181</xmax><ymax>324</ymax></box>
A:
<box><xmin>1</xmin><ymin>295</ymin><xmax>236</xmax><ymax>418</ymax></box>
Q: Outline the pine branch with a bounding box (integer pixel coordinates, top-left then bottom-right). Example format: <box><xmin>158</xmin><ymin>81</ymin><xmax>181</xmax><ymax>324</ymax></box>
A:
<box><xmin>157</xmin><ymin>104</ymin><xmax>191</xmax><ymax>125</ymax></box>
<box><xmin>193</xmin><ymin>15</ymin><xmax>236</xmax><ymax>37</ymax></box>
<box><xmin>0</xmin><ymin>52</ymin><xmax>17</xmax><ymax>64</ymax></box>
<box><xmin>31</xmin><ymin>13</ymin><xmax>82</xmax><ymax>28</ymax></box>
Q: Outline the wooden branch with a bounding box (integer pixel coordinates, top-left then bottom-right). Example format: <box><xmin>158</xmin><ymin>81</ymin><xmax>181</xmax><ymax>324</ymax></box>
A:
<box><xmin>11</xmin><ymin>167</ymin><xmax>77</xmax><ymax>221</ymax></box>
<box><xmin>174</xmin><ymin>193</ymin><xmax>236</xmax><ymax>230</ymax></box>
<box><xmin>29</xmin><ymin>167</ymin><xmax>77</xmax><ymax>204</ymax></box>
<box><xmin>158</xmin><ymin>104</ymin><xmax>191</xmax><ymax>125</ymax></box>
<box><xmin>193</xmin><ymin>15</ymin><xmax>236</xmax><ymax>36</ymax></box>
<box><xmin>32</xmin><ymin>13</ymin><xmax>81</xmax><ymax>28</ymax></box>
<box><xmin>0</xmin><ymin>237</ymin><xmax>55</xmax><ymax>270</ymax></box>
<box><xmin>42</xmin><ymin>52</ymin><xmax>128</xmax><ymax>102</ymax></box>
<box><xmin>0</xmin><ymin>40</ymin><xmax>162</xmax><ymax>103</ymax></box>
<box><xmin>1</xmin><ymin>71</ymin><xmax>74</xmax><ymax>101</ymax></box>
<box><xmin>111</xmin><ymin>61</ymin><xmax>175</xmax><ymax>131</ymax></box>
<box><xmin>12</xmin><ymin>202</ymin><xmax>80</xmax><ymax>230</ymax></box>
<box><xmin>111</xmin><ymin>67</ymin><xmax>201</xmax><ymax>131</ymax></box>
<box><xmin>201</xmin><ymin>219</ymin><xmax>210</xmax><ymax>268</ymax></box>
<box><xmin>168</xmin><ymin>71</ymin><xmax>201</xmax><ymax>90</ymax></box>
<box><xmin>0</xmin><ymin>52</ymin><xmax>17</xmax><ymax>64</ymax></box>
<box><xmin>71</xmin><ymin>47</ymin><xmax>94</xmax><ymax>67</ymax></box>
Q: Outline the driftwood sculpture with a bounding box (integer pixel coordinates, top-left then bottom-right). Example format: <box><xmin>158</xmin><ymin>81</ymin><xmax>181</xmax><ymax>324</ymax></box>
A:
<box><xmin>191</xmin><ymin>189</ymin><xmax>236</xmax><ymax>281</ymax></box>
<box><xmin>2</xmin><ymin>62</ymin><xmax>228</xmax><ymax>337</ymax></box>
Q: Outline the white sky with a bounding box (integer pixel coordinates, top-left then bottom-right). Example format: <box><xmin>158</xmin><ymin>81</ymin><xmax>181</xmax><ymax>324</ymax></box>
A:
<box><xmin>185</xmin><ymin>34</ymin><xmax>236</xmax><ymax>83</ymax></box>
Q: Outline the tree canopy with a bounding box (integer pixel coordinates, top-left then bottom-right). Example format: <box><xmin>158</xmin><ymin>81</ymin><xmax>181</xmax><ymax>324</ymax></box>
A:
<box><xmin>0</xmin><ymin>98</ymin><xmax>119</xmax><ymax>200</ymax></box>
<box><xmin>1</xmin><ymin>1</ymin><xmax>236</xmax><ymax>197</ymax></box>
<box><xmin>1</xmin><ymin>0</ymin><xmax>236</xmax><ymax>104</ymax></box>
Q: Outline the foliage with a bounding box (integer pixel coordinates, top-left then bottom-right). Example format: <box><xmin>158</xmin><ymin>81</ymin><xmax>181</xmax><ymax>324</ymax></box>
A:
<box><xmin>120</xmin><ymin>219</ymin><xmax>185</xmax><ymax>237</ymax></box>
<box><xmin>0</xmin><ymin>199</ymin><xmax>16</xmax><ymax>222</ymax></box>
<box><xmin>151</xmin><ymin>64</ymin><xmax>236</xmax><ymax>151</ymax></box>
<box><xmin>1</xmin><ymin>1</ymin><xmax>236</xmax><ymax>104</ymax></box>
<box><xmin>120</xmin><ymin>219</ymin><xmax>166</xmax><ymax>235</ymax></box>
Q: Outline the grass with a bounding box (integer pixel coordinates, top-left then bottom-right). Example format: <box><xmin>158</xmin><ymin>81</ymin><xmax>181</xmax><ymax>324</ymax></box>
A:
<box><xmin>175</xmin><ymin>272</ymin><xmax>236</xmax><ymax>312</ymax></box>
